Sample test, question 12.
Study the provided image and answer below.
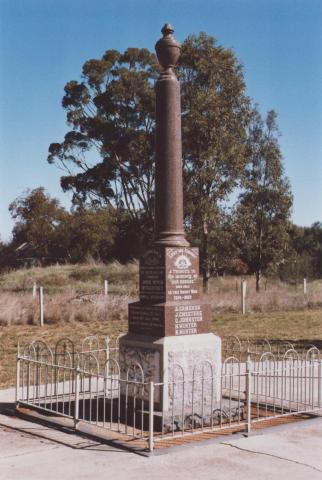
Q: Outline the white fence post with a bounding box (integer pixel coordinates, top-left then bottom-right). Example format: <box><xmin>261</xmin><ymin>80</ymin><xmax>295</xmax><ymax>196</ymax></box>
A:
<box><xmin>149</xmin><ymin>381</ymin><xmax>154</xmax><ymax>452</ymax></box>
<box><xmin>32</xmin><ymin>282</ymin><xmax>37</xmax><ymax>297</ymax></box>
<box><xmin>104</xmin><ymin>279</ymin><xmax>109</xmax><ymax>296</ymax></box>
<box><xmin>241</xmin><ymin>280</ymin><xmax>247</xmax><ymax>315</ymax></box>
<box><xmin>303</xmin><ymin>278</ymin><xmax>307</xmax><ymax>294</ymax></box>
<box><xmin>39</xmin><ymin>287</ymin><xmax>44</xmax><ymax>327</ymax></box>
<box><xmin>245</xmin><ymin>351</ymin><xmax>252</xmax><ymax>434</ymax></box>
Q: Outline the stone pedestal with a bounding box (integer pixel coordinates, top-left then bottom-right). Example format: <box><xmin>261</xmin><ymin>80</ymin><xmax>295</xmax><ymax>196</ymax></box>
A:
<box><xmin>119</xmin><ymin>245</ymin><xmax>222</xmax><ymax>429</ymax></box>
<box><xmin>119</xmin><ymin>332</ymin><xmax>221</xmax><ymax>407</ymax></box>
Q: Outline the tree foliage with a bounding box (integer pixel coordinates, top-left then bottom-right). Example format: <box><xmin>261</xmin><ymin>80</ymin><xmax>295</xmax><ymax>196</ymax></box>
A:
<box><xmin>235</xmin><ymin>110</ymin><xmax>293</xmax><ymax>290</ymax></box>
<box><xmin>279</xmin><ymin>222</ymin><xmax>322</xmax><ymax>281</ymax></box>
<box><xmin>0</xmin><ymin>34</ymin><xmax>301</xmax><ymax>284</ymax></box>
<box><xmin>48</xmin><ymin>48</ymin><xmax>158</xmax><ymax>239</ymax></box>
<box><xmin>8</xmin><ymin>188</ymin><xmax>120</xmax><ymax>265</ymax></box>
<box><xmin>60</xmin><ymin>207</ymin><xmax>118</xmax><ymax>263</ymax></box>
<box><xmin>47</xmin><ymin>33</ymin><xmax>252</xmax><ymax>286</ymax></box>
<box><xmin>9</xmin><ymin>187</ymin><xmax>68</xmax><ymax>261</ymax></box>
<box><xmin>0</xmin><ymin>31</ymin><xmax>302</xmax><ymax>281</ymax></box>
<box><xmin>179</xmin><ymin>33</ymin><xmax>251</xmax><ymax>288</ymax></box>
<box><xmin>4</xmin><ymin>185</ymin><xmax>322</xmax><ymax>284</ymax></box>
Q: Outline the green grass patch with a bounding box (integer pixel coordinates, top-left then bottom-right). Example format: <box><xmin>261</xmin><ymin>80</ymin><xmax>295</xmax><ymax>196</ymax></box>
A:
<box><xmin>213</xmin><ymin>309</ymin><xmax>322</xmax><ymax>343</ymax></box>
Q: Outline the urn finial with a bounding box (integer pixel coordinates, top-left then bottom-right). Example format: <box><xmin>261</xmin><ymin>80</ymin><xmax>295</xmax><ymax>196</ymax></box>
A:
<box><xmin>155</xmin><ymin>23</ymin><xmax>181</xmax><ymax>71</ymax></box>
<box><xmin>161</xmin><ymin>23</ymin><xmax>174</xmax><ymax>36</ymax></box>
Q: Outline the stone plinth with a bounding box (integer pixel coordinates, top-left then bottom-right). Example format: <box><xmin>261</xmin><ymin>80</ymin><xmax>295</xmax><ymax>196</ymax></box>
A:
<box><xmin>119</xmin><ymin>332</ymin><xmax>221</xmax><ymax>428</ymax></box>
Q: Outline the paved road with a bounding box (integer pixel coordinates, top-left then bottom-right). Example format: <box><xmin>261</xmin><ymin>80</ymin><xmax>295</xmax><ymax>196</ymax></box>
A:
<box><xmin>1</xmin><ymin>388</ymin><xmax>322</xmax><ymax>480</ymax></box>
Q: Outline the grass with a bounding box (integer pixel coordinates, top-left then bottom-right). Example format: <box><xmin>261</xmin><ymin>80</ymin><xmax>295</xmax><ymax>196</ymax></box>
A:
<box><xmin>0</xmin><ymin>262</ymin><xmax>138</xmax><ymax>326</ymax></box>
<box><xmin>0</xmin><ymin>261</ymin><xmax>139</xmax><ymax>295</ymax></box>
<box><xmin>0</xmin><ymin>318</ymin><xmax>127</xmax><ymax>389</ymax></box>
<box><xmin>0</xmin><ymin>262</ymin><xmax>322</xmax><ymax>388</ymax></box>
<box><xmin>1</xmin><ymin>264</ymin><xmax>322</xmax><ymax>327</ymax></box>
<box><xmin>1</xmin><ymin>309</ymin><xmax>322</xmax><ymax>389</ymax></box>
<box><xmin>207</xmin><ymin>275</ymin><xmax>322</xmax><ymax>312</ymax></box>
<box><xmin>214</xmin><ymin>310</ymin><xmax>322</xmax><ymax>344</ymax></box>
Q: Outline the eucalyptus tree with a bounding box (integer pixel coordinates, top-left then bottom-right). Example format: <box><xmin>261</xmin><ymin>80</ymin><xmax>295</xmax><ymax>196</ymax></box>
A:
<box><xmin>48</xmin><ymin>48</ymin><xmax>158</xmax><ymax>238</ymax></box>
<box><xmin>179</xmin><ymin>33</ymin><xmax>251</xmax><ymax>290</ymax></box>
<box><xmin>236</xmin><ymin>110</ymin><xmax>293</xmax><ymax>291</ymax></box>
<box><xmin>48</xmin><ymin>33</ymin><xmax>252</xmax><ymax>286</ymax></box>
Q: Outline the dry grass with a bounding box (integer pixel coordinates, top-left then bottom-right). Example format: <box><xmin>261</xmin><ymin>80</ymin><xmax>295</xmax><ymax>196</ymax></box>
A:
<box><xmin>0</xmin><ymin>291</ymin><xmax>134</xmax><ymax>326</ymax></box>
<box><xmin>0</xmin><ymin>261</ymin><xmax>139</xmax><ymax>295</ymax></box>
<box><xmin>207</xmin><ymin>275</ymin><xmax>322</xmax><ymax>313</ymax></box>
<box><xmin>0</xmin><ymin>261</ymin><xmax>138</xmax><ymax>326</ymax></box>
<box><xmin>1</xmin><ymin>309</ymin><xmax>321</xmax><ymax>389</ymax></box>
<box><xmin>1</xmin><ymin>264</ymin><xmax>322</xmax><ymax>327</ymax></box>
<box><xmin>0</xmin><ymin>263</ymin><xmax>322</xmax><ymax>389</ymax></box>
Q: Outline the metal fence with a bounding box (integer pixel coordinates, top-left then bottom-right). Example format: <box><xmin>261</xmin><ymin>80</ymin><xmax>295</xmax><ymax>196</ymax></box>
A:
<box><xmin>16</xmin><ymin>336</ymin><xmax>322</xmax><ymax>452</ymax></box>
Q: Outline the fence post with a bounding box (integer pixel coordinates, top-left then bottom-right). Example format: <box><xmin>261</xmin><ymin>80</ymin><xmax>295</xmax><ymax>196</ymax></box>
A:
<box><xmin>148</xmin><ymin>381</ymin><xmax>154</xmax><ymax>452</ymax></box>
<box><xmin>241</xmin><ymin>280</ymin><xmax>247</xmax><ymax>315</ymax></box>
<box><xmin>245</xmin><ymin>351</ymin><xmax>252</xmax><ymax>434</ymax></box>
<box><xmin>39</xmin><ymin>287</ymin><xmax>44</xmax><ymax>327</ymax></box>
<box><xmin>104</xmin><ymin>279</ymin><xmax>108</xmax><ymax>296</ymax></box>
<box><xmin>104</xmin><ymin>337</ymin><xmax>110</xmax><ymax>374</ymax></box>
<box><xmin>32</xmin><ymin>282</ymin><xmax>37</xmax><ymax>297</ymax></box>
<box><xmin>15</xmin><ymin>352</ymin><xmax>20</xmax><ymax>406</ymax></box>
<box><xmin>303</xmin><ymin>278</ymin><xmax>307</xmax><ymax>295</ymax></box>
<box><xmin>74</xmin><ymin>367</ymin><xmax>80</xmax><ymax>430</ymax></box>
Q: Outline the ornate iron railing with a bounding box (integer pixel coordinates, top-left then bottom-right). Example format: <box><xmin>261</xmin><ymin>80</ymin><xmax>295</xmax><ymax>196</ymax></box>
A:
<box><xmin>16</xmin><ymin>336</ymin><xmax>322</xmax><ymax>452</ymax></box>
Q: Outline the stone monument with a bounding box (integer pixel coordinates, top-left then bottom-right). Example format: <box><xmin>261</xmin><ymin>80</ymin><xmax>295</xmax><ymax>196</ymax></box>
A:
<box><xmin>119</xmin><ymin>24</ymin><xmax>221</xmax><ymax>427</ymax></box>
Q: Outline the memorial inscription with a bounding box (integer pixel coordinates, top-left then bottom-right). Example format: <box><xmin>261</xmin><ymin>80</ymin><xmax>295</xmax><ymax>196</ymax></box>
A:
<box><xmin>174</xmin><ymin>304</ymin><xmax>202</xmax><ymax>335</ymax></box>
<box><xmin>140</xmin><ymin>249</ymin><xmax>165</xmax><ymax>302</ymax></box>
<box><xmin>139</xmin><ymin>247</ymin><xmax>199</xmax><ymax>303</ymax></box>
<box><xmin>166</xmin><ymin>248</ymin><xmax>199</xmax><ymax>302</ymax></box>
<box><xmin>129</xmin><ymin>303</ymin><xmax>164</xmax><ymax>337</ymax></box>
<box><xmin>129</xmin><ymin>301</ymin><xmax>210</xmax><ymax>337</ymax></box>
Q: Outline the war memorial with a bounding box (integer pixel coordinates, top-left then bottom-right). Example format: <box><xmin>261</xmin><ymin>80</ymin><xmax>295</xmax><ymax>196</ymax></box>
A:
<box><xmin>119</xmin><ymin>24</ymin><xmax>221</xmax><ymax>422</ymax></box>
<box><xmin>12</xmin><ymin>24</ymin><xmax>322</xmax><ymax>455</ymax></box>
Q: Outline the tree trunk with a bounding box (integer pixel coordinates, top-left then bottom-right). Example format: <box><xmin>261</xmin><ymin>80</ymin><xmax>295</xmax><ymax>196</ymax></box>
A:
<box><xmin>202</xmin><ymin>219</ymin><xmax>210</xmax><ymax>293</ymax></box>
<box><xmin>256</xmin><ymin>270</ymin><xmax>261</xmax><ymax>292</ymax></box>
<box><xmin>256</xmin><ymin>219</ymin><xmax>263</xmax><ymax>293</ymax></box>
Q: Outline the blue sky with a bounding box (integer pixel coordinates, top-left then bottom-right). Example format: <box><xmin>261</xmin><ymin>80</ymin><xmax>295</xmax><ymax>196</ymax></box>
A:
<box><xmin>1</xmin><ymin>0</ymin><xmax>322</xmax><ymax>241</ymax></box>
